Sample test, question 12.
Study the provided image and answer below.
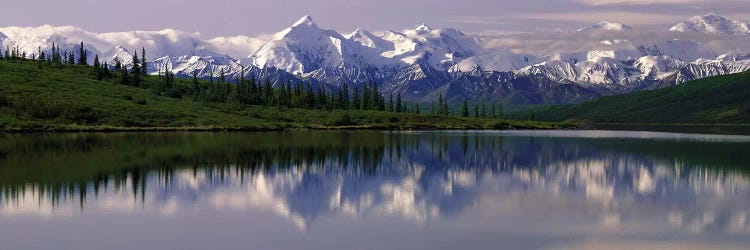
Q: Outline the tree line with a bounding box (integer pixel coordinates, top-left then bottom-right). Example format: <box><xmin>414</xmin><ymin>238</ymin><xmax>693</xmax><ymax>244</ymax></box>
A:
<box><xmin>0</xmin><ymin>42</ymin><xmax>505</xmax><ymax>118</ymax></box>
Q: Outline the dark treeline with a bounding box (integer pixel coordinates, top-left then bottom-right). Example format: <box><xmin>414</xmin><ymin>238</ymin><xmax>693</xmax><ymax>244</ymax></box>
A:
<box><xmin>0</xmin><ymin>42</ymin><xmax>505</xmax><ymax>117</ymax></box>
<box><xmin>185</xmin><ymin>67</ymin><xmax>395</xmax><ymax>112</ymax></box>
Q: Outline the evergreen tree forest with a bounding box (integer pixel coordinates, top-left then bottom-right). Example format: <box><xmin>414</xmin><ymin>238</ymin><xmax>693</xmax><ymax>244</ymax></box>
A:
<box><xmin>0</xmin><ymin>42</ymin><xmax>532</xmax><ymax>131</ymax></box>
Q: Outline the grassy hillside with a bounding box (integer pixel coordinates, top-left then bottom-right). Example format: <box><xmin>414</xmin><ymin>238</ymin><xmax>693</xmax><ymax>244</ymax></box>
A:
<box><xmin>0</xmin><ymin>60</ymin><xmax>569</xmax><ymax>131</ymax></box>
<box><xmin>522</xmin><ymin>71</ymin><xmax>750</xmax><ymax>124</ymax></box>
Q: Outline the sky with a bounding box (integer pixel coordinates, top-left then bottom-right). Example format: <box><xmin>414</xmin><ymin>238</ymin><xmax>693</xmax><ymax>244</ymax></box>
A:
<box><xmin>1</xmin><ymin>0</ymin><xmax>750</xmax><ymax>37</ymax></box>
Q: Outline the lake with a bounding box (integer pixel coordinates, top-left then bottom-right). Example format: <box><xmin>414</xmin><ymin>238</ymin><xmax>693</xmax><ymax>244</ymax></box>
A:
<box><xmin>1</xmin><ymin>130</ymin><xmax>749</xmax><ymax>250</ymax></box>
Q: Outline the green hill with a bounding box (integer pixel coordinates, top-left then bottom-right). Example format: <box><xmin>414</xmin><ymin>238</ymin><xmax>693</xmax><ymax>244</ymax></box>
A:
<box><xmin>0</xmin><ymin>60</ymin><xmax>566</xmax><ymax>131</ymax></box>
<box><xmin>524</xmin><ymin>71</ymin><xmax>750</xmax><ymax>124</ymax></box>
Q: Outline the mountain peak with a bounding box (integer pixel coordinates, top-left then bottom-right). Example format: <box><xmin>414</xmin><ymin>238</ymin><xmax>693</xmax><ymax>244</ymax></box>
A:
<box><xmin>577</xmin><ymin>21</ymin><xmax>632</xmax><ymax>32</ymax></box>
<box><xmin>416</xmin><ymin>23</ymin><xmax>433</xmax><ymax>32</ymax></box>
<box><xmin>670</xmin><ymin>13</ymin><xmax>750</xmax><ymax>35</ymax></box>
<box><xmin>346</xmin><ymin>27</ymin><xmax>368</xmax><ymax>37</ymax></box>
<box><xmin>687</xmin><ymin>13</ymin><xmax>731</xmax><ymax>23</ymax></box>
<box><xmin>292</xmin><ymin>15</ymin><xmax>318</xmax><ymax>28</ymax></box>
<box><xmin>702</xmin><ymin>13</ymin><xmax>723</xmax><ymax>19</ymax></box>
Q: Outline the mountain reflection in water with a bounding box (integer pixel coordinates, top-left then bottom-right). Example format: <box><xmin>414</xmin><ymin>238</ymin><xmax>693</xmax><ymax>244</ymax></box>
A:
<box><xmin>0</xmin><ymin>131</ymin><xmax>748</xmax><ymax>250</ymax></box>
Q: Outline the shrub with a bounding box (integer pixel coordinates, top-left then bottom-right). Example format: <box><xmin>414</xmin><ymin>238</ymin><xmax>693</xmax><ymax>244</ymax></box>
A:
<box><xmin>491</xmin><ymin>121</ymin><xmax>512</xmax><ymax>129</ymax></box>
<box><xmin>741</xmin><ymin>103</ymin><xmax>750</xmax><ymax>115</ymax></box>
<box><xmin>12</xmin><ymin>96</ymin><xmax>64</xmax><ymax>119</ymax></box>
<box><xmin>0</xmin><ymin>94</ymin><xmax>9</xmax><ymax>107</ymax></box>
<box><xmin>62</xmin><ymin>106</ymin><xmax>104</xmax><ymax>124</ymax></box>
<box><xmin>334</xmin><ymin>113</ymin><xmax>353</xmax><ymax>126</ymax></box>
<box><xmin>167</xmin><ymin>89</ymin><xmax>183</xmax><ymax>99</ymax></box>
<box><xmin>135</xmin><ymin>98</ymin><xmax>147</xmax><ymax>105</ymax></box>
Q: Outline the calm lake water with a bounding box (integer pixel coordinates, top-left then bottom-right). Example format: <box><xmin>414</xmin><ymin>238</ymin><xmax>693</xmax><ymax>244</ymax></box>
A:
<box><xmin>1</xmin><ymin>130</ymin><xmax>749</xmax><ymax>250</ymax></box>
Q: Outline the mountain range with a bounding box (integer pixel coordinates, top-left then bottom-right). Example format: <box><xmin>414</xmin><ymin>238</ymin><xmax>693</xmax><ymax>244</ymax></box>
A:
<box><xmin>1</xmin><ymin>13</ymin><xmax>750</xmax><ymax>104</ymax></box>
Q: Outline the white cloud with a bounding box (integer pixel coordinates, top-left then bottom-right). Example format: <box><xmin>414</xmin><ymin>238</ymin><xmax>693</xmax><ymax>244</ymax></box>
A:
<box><xmin>473</xmin><ymin>25</ymin><xmax>750</xmax><ymax>59</ymax></box>
<box><xmin>524</xmin><ymin>11</ymin><xmax>681</xmax><ymax>25</ymax></box>
<box><xmin>207</xmin><ymin>34</ymin><xmax>273</xmax><ymax>59</ymax></box>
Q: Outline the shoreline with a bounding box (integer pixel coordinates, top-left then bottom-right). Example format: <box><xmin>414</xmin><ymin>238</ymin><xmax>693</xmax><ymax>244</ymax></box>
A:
<box><xmin>592</xmin><ymin>123</ymin><xmax>750</xmax><ymax>127</ymax></box>
<box><xmin>4</xmin><ymin>122</ymin><xmax>750</xmax><ymax>134</ymax></box>
<box><xmin>0</xmin><ymin>121</ymin><xmax>575</xmax><ymax>133</ymax></box>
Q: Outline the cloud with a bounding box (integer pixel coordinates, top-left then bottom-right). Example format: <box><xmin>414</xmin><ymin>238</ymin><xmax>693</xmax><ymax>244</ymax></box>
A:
<box><xmin>207</xmin><ymin>34</ymin><xmax>273</xmax><ymax>59</ymax></box>
<box><xmin>473</xmin><ymin>26</ymin><xmax>750</xmax><ymax>59</ymax></box>
<box><xmin>524</xmin><ymin>11</ymin><xmax>681</xmax><ymax>25</ymax></box>
<box><xmin>446</xmin><ymin>16</ymin><xmax>507</xmax><ymax>26</ymax></box>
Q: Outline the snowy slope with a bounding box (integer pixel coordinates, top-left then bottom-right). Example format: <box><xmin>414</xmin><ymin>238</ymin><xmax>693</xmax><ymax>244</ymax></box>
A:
<box><xmin>248</xmin><ymin>16</ymin><xmax>381</xmax><ymax>74</ymax></box>
<box><xmin>0</xmin><ymin>25</ymin><xmax>246</xmax><ymax>77</ymax></box>
<box><xmin>150</xmin><ymin>55</ymin><xmax>243</xmax><ymax>78</ymax></box>
<box><xmin>379</xmin><ymin>24</ymin><xmax>480</xmax><ymax>69</ymax></box>
<box><xmin>247</xmin><ymin>17</ymin><xmax>481</xmax><ymax>74</ymax></box>
<box><xmin>450</xmin><ymin>50</ymin><xmax>537</xmax><ymax>73</ymax></box>
<box><xmin>670</xmin><ymin>13</ymin><xmax>750</xmax><ymax>35</ymax></box>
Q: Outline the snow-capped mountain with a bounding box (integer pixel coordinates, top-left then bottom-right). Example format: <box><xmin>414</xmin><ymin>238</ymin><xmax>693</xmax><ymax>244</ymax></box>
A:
<box><xmin>247</xmin><ymin>16</ymin><xmax>480</xmax><ymax>74</ymax></box>
<box><xmin>0</xmin><ymin>25</ymin><xmax>257</xmax><ymax>79</ymax></box>
<box><xmin>243</xmin><ymin>14</ymin><xmax>750</xmax><ymax>103</ymax></box>
<box><xmin>670</xmin><ymin>13</ymin><xmax>750</xmax><ymax>35</ymax></box>
<box><xmin>1</xmin><ymin>13</ymin><xmax>749</xmax><ymax>104</ymax></box>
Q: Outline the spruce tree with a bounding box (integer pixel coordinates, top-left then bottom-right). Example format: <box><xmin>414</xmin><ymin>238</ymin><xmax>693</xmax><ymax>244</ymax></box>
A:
<box><xmin>54</xmin><ymin>44</ymin><xmax>61</xmax><ymax>63</ymax></box>
<box><xmin>49</xmin><ymin>43</ymin><xmax>55</xmax><ymax>62</ymax></box>
<box><xmin>37</xmin><ymin>46</ymin><xmax>45</xmax><ymax>61</ymax></box>
<box><xmin>387</xmin><ymin>95</ymin><xmax>394</xmax><ymax>112</ymax></box>
<box><xmin>131</xmin><ymin>51</ymin><xmax>140</xmax><ymax>76</ymax></box>
<box><xmin>340</xmin><ymin>84</ymin><xmax>349</xmax><ymax>109</ymax></box>
<box><xmin>93</xmin><ymin>55</ymin><xmax>102</xmax><ymax>80</ymax></box>
<box><xmin>438</xmin><ymin>94</ymin><xmax>444</xmax><ymax>115</ymax></box>
<box><xmin>78</xmin><ymin>41</ymin><xmax>88</xmax><ymax>65</ymax></box>
<box><xmin>498</xmin><ymin>103</ymin><xmax>504</xmax><ymax>120</ymax></box>
<box><xmin>93</xmin><ymin>54</ymin><xmax>100</xmax><ymax>68</ymax></box>
<box><xmin>120</xmin><ymin>67</ymin><xmax>129</xmax><ymax>85</ymax></box>
<box><xmin>317</xmin><ymin>85</ymin><xmax>326</xmax><ymax>109</ymax></box>
<box><xmin>103</xmin><ymin>63</ymin><xmax>111</xmax><ymax>79</ymax></box>
<box><xmin>360</xmin><ymin>83</ymin><xmax>369</xmax><ymax>110</ymax></box>
<box><xmin>462</xmin><ymin>100</ymin><xmax>469</xmax><ymax>117</ymax></box>
<box><xmin>396</xmin><ymin>94</ymin><xmax>403</xmax><ymax>113</ymax></box>
<box><xmin>351</xmin><ymin>86</ymin><xmax>360</xmax><ymax>110</ymax></box>
<box><xmin>443</xmin><ymin>98</ymin><xmax>450</xmax><ymax>116</ymax></box>
<box><xmin>474</xmin><ymin>104</ymin><xmax>480</xmax><ymax>118</ymax></box>
<box><xmin>305</xmin><ymin>83</ymin><xmax>315</xmax><ymax>109</ymax></box>
<box><xmin>192</xmin><ymin>71</ymin><xmax>200</xmax><ymax>96</ymax></box>
<box><xmin>141</xmin><ymin>47</ymin><xmax>148</xmax><ymax>76</ymax></box>
<box><xmin>370</xmin><ymin>82</ymin><xmax>380</xmax><ymax>110</ymax></box>
<box><xmin>67</xmin><ymin>51</ymin><xmax>75</xmax><ymax>64</ymax></box>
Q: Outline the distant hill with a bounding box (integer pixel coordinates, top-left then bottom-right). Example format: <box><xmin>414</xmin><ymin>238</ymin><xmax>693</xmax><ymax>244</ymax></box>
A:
<box><xmin>526</xmin><ymin>71</ymin><xmax>750</xmax><ymax>124</ymax></box>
